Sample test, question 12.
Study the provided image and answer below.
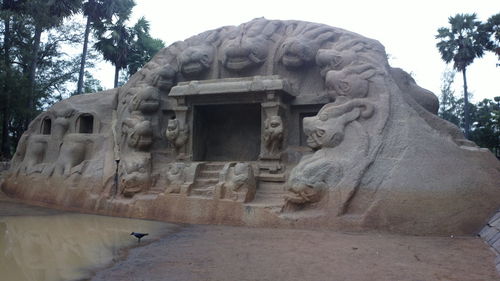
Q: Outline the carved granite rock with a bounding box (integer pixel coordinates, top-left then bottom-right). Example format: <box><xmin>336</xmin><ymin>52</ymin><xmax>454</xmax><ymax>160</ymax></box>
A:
<box><xmin>2</xmin><ymin>19</ymin><xmax>499</xmax><ymax>236</ymax></box>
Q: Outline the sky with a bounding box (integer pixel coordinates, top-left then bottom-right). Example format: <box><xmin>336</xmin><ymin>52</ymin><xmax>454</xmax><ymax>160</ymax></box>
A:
<box><xmin>96</xmin><ymin>0</ymin><xmax>499</xmax><ymax>102</ymax></box>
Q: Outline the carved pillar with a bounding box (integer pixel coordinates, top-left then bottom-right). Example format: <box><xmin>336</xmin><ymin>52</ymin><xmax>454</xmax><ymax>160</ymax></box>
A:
<box><xmin>260</xmin><ymin>89</ymin><xmax>286</xmax><ymax>160</ymax></box>
<box><xmin>259</xmin><ymin>92</ymin><xmax>286</xmax><ymax>178</ymax></box>
<box><xmin>169</xmin><ymin>105</ymin><xmax>190</xmax><ymax>160</ymax></box>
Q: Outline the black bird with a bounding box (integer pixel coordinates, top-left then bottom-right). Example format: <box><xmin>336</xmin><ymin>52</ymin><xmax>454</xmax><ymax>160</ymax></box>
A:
<box><xmin>130</xmin><ymin>232</ymin><xmax>149</xmax><ymax>243</ymax></box>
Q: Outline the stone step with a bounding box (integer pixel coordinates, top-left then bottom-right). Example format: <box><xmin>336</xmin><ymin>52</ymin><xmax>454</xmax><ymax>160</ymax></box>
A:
<box><xmin>192</xmin><ymin>178</ymin><xmax>219</xmax><ymax>191</ymax></box>
<box><xmin>258</xmin><ymin>182</ymin><xmax>286</xmax><ymax>193</ymax></box>
<box><xmin>198</xmin><ymin>170</ymin><xmax>220</xmax><ymax>179</ymax></box>
<box><xmin>258</xmin><ymin>173</ymin><xmax>286</xmax><ymax>182</ymax></box>
<box><xmin>202</xmin><ymin>162</ymin><xmax>226</xmax><ymax>171</ymax></box>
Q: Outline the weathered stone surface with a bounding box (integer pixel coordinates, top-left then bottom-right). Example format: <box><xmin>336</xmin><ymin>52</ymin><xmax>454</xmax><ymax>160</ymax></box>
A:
<box><xmin>2</xmin><ymin>18</ymin><xmax>499</xmax><ymax>235</ymax></box>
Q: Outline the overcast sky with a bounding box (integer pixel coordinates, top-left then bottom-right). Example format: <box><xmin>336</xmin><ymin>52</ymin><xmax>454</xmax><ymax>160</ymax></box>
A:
<box><xmin>96</xmin><ymin>0</ymin><xmax>499</xmax><ymax>102</ymax></box>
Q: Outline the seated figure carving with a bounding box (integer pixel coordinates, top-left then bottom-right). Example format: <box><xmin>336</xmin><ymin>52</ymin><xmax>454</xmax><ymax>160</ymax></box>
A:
<box><xmin>165</xmin><ymin>162</ymin><xmax>186</xmax><ymax>194</ymax></box>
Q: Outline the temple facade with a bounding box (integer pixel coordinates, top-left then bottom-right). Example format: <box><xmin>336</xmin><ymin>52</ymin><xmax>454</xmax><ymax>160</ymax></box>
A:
<box><xmin>2</xmin><ymin>18</ymin><xmax>499</xmax><ymax>235</ymax></box>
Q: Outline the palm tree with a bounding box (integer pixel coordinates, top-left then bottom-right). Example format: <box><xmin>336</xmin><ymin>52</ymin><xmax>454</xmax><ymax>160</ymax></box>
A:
<box><xmin>95</xmin><ymin>16</ymin><xmax>164</xmax><ymax>88</ymax></box>
<box><xmin>94</xmin><ymin>18</ymin><xmax>133</xmax><ymax>88</ymax></box>
<box><xmin>485</xmin><ymin>13</ymin><xmax>500</xmax><ymax>65</ymax></box>
<box><xmin>76</xmin><ymin>0</ymin><xmax>135</xmax><ymax>94</ymax></box>
<box><xmin>126</xmin><ymin>17</ymin><xmax>165</xmax><ymax>76</ymax></box>
<box><xmin>436</xmin><ymin>13</ymin><xmax>490</xmax><ymax>138</ymax></box>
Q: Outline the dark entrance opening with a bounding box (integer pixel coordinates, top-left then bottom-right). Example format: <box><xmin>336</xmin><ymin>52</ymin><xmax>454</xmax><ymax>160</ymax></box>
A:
<box><xmin>41</xmin><ymin>117</ymin><xmax>51</xmax><ymax>135</ymax></box>
<box><xmin>193</xmin><ymin>103</ymin><xmax>261</xmax><ymax>161</ymax></box>
<box><xmin>77</xmin><ymin>114</ymin><xmax>94</xmax><ymax>134</ymax></box>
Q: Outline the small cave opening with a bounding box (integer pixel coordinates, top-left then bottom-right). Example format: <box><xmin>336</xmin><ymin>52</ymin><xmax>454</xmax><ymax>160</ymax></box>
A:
<box><xmin>41</xmin><ymin>118</ymin><xmax>52</xmax><ymax>135</ymax></box>
<box><xmin>78</xmin><ymin>114</ymin><xmax>94</xmax><ymax>134</ymax></box>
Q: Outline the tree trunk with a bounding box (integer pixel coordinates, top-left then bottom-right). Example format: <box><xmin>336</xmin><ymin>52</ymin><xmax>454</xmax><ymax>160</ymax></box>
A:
<box><xmin>76</xmin><ymin>16</ymin><xmax>92</xmax><ymax>95</ymax></box>
<box><xmin>462</xmin><ymin>68</ymin><xmax>470</xmax><ymax>139</ymax></box>
<box><xmin>114</xmin><ymin>65</ymin><xmax>120</xmax><ymax>88</ymax></box>
<box><xmin>1</xmin><ymin>16</ymin><xmax>12</xmax><ymax>158</ymax></box>
<box><xmin>24</xmin><ymin>24</ymin><xmax>43</xmax><ymax>130</ymax></box>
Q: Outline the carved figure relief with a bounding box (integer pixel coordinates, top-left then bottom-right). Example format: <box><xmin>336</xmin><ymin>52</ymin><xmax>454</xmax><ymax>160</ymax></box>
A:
<box><xmin>262</xmin><ymin>115</ymin><xmax>284</xmax><ymax>157</ymax></box>
<box><xmin>4</xmin><ymin>19</ymin><xmax>499</xmax><ymax>236</ymax></box>
<box><xmin>177</xmin><ymin>32</ymin><xmax>218</xmax><ymax>79</ymax></box>
<box><xmin>324</xmin><ymin>64</ymin><xmax>379</xmax><ymax>102</ymax></box>
<box><xmin>152</xmin><ymin>64</ymin><xmax>177</xmax><ymax>92</ymax></box>
<box><xmin>129</xmin><ymin>86</ymin><xmax>160</xmax><ymax>114</ymax></box>
<box><xmin>52</xmin><ymin>108</ymin><xmax>75</xmax><ymax>140</ymax></box>
<box><xmin>315</xmin><ymin>49</ymin><xmax>357</xmax><ymax>77</ymax></box>
<box><xmin>122</xmin><ymin>113</ymin><xmax>153</xmax><ymax>151</ymax></box>
<box><xmin>15</xmin><ymin>137</ymin><xmax>47</xmax><ymax>175</ymax></box>
<box><xmin>216</xmin><ymin>163</ymin><xmax>256</xmax><ymax>203</ymax></box>
<box><xmin>221</xmin><ymin>18</ymin><xmax>281</xmax><ymax>72</ymax></box>
<box><xmin>278</xmin><ymin>25</ymin><xmax>336</xmax><ymax>69</ymax></box>
<box><xmin>285</xmin><ymin>99</ymin><xmax>374</xmax><ymax>209</ymax></box>
<box><xmin>165</xmin><ymin>162</ymin><xmax>186</xmax><ymax>194</ymax></box>
<box><xmin>120</xmin><ymin>154</ymin><xmax>151</xmax><ymax>197</ymax></box>
<box><xmin>178</xmin><ymin>45</ymin><xmax>214</xmax><ymax>78</ymax></box>
<box><xmin>47</xmin><ymin>139</ymin><xmax>88</xmax><ymax>177</ymax></box>
<box><xmin>165</xmin><ymin>119</ymin><xmax>189</xmax><ymax>155</ymax></box>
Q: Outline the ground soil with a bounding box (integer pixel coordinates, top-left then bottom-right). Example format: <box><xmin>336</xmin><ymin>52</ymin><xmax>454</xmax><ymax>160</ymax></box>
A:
<box><xmin>91</xmin><ymin>224</ymin><xmax>499</xmax><ymax>281</ymax></box>
<box><xmin>1</xmin><ymin>191</ymin><xmax>498</xmax><ymax>281</ymax></box>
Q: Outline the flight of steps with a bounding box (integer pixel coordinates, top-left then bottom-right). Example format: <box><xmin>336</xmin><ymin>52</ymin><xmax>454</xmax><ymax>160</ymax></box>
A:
<box><xmin>189</xmin><ymin>162</ymin><xmax>224</xmax><ymax>198</ymax></box>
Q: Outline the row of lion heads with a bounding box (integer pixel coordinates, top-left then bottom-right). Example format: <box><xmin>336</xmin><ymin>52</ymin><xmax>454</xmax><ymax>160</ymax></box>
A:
<box><xmin>129</xmin><ymin>19</ymin><xmax>385</xmax><ymax>100</ymax></box>
<box><xmin>119</xmin><ymin>85</ymin><xmax>159</xmax><ymax>197</ymax></box>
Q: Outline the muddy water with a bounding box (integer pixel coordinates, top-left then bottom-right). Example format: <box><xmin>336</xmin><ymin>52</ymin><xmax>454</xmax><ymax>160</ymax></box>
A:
<box><xmin>0</xmin><ymin>211</ymin><xmax>179</xmax><ymax>281</ymax></box>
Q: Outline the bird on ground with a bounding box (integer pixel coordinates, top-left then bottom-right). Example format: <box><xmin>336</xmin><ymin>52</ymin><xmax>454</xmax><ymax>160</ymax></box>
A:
<box><xmin>130</xmin><ymin>232</ymin><xmax>149</xmax><ymax>243</ymax></box>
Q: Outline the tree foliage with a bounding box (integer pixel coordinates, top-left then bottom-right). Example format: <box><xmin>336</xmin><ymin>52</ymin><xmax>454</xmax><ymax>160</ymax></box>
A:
<box><xmin>0</xmin><ymin>1</ymin><xmax>164</xmax><ymax>159</ymax></box>
<box><xmin>438</xmin><ymin>71</ymin><xmax>500</xmax><ymax>158</ymax></box>
<box><xmin>484</xmin><ymin>13</ymin><xmax>500</xmax><ymax>65</ymax></box>
<box><xmin>436</xmin><ymin>13</ymin><xmax>491</xmax><ymax>138</ymax></box>
<box><xmin>94</xmin><ymin>14</ymin><xmax>164</xmax><ymax>87</ymax></box>
<box><xmin>76</xmin><ymin>0</ymin><xmax>135</xmax><ymax>94</ymax></box>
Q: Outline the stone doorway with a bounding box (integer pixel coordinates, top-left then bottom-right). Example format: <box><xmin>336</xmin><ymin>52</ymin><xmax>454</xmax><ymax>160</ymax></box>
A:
<box><xmin>193</xmin><ymin>103</ymin><xmax>261</xmax><ymax>161</ymax></box>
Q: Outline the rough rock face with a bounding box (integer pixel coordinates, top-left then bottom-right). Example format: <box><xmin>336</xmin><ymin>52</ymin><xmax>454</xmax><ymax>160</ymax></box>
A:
<box><xmin>2</xmin><ymin>18</ymin><xmax>499</xmax><ymax>235</ymax></box>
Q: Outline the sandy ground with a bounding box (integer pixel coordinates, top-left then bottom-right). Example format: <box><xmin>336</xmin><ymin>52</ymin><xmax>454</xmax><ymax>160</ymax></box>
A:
<box><xmin>91</xmin><ymin>224</ymin><xmax>499</xmax><ymax>281</ymax></box>
<box><xmin>1</xmin><ymin>191</ymin><xmax>498</xmax><ymax>281</ymax></box>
